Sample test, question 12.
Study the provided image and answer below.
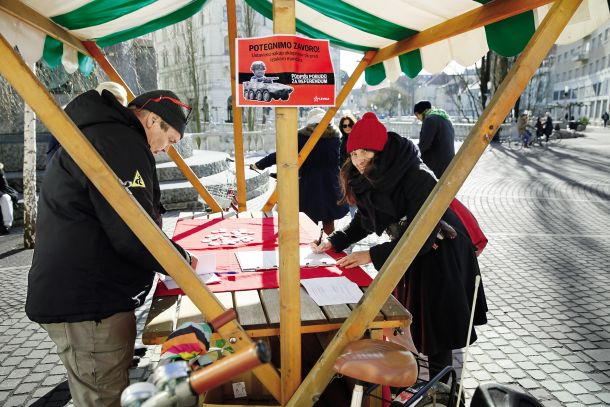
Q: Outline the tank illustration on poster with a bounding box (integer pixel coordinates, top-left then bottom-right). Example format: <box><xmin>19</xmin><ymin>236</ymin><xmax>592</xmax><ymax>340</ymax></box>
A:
<box><xmin>243</xmin><ymin>61</ymin><xmax>294</xmax><ymax>102</ymax></box>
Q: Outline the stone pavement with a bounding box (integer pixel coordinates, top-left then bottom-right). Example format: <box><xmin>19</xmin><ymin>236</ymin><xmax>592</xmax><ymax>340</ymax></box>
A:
<box><xmin>0</xmin><ymin>128</ymin><xmax>609</xmax><ymax>406</ymax></box>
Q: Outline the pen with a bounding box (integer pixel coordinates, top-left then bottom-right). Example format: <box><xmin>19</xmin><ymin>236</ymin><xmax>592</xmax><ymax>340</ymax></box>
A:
<box><xmin>215</xmin><ymin>271</ymin><xmax>239</xmax><ymax>275</ymax></box>
<box><xmin>315</xmin><ymin>227</ymin><xmax>324</xmax><ymax>245</ymax></box>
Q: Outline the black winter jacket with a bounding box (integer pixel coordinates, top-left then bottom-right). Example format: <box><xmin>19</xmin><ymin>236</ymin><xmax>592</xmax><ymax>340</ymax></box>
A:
<box><xmin>255</xmin><ymin>123</ymin><xmax>348</xmax><ymax>223</ymax></box>
<box><xmin>26</xmin><ymin>90</ymin><xmax>187</xmax><ymax>324</ymax></box>
<box><xmin>418</xmin><ymin>114</ymin><xmax>455</xmax><ymax>179</ymax></box>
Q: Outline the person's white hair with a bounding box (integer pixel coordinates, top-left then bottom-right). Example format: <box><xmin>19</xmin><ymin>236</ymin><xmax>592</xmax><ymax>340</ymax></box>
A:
<box><xmin>95</xmin><ymin>82</ymin><xmax>128</xmax><ymax>106</ymax></box>
<box><xmin>306</xmin><ymin>108</ymin><xmax>328</xmax><ymax>126</ymax></box>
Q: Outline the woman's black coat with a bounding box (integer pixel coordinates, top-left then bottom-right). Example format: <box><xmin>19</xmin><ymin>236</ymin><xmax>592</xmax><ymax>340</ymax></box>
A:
<box><xmin>255</xmin><ymin>124</ymin><xmax>348</xmax><ymax>223</ymax></box>
<box><xmin>329</xmin><ymin>132</ymin><xmax>487</xmax><ymax>356</ymax></box>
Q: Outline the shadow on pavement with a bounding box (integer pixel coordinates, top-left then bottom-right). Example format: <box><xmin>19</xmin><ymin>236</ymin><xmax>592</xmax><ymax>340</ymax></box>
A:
<box><xmin>29</xmin><ymin>380</ymin><xmax>71</xmax><ymax>406</ymax></box>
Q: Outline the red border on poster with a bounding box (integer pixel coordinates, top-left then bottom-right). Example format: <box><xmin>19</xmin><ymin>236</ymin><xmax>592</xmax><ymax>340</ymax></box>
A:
<box><xmin>236</xmin><ymin>34</ymin><xmax>335</xmax><ymax>107</ymax></box>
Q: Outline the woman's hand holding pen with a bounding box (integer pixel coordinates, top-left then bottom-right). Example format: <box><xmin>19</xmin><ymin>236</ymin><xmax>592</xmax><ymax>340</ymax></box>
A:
<box><xmin>310</xmin><ymin>239</ymin><xmax>333</xmax><ymax>253</ymax></box>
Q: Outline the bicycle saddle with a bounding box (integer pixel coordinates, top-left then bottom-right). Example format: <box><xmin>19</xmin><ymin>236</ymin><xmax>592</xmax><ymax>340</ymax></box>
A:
<box><xmin>333</xmin><ymin>339</ymin><xmax>418</xmax><ymax>388</ymax></box>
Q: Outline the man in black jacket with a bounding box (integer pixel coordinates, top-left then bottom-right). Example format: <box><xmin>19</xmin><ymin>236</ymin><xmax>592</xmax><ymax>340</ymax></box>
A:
<box><xmin>26</xmin><ymin>89</ymin><xmax>195</xmax><ymax>406</ymax></box>
<box><xmin>414</xmin><ymin>100</ymin><xmax>455</xmax><ymax>179</ymax></box>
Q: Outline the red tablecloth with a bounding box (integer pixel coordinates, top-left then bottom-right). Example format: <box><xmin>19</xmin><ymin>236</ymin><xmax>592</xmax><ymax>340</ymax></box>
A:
<box><xmin>155</xmin><ymin>214</ymin><xmax>373</xmax><ymax>296</ymax></box>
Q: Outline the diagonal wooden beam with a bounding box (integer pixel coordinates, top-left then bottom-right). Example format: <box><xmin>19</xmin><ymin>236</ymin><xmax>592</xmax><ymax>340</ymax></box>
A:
<box><xmin>226</xmin><ymin>0</ymin><xmax>248</xmax><ymax>212</ymax></box>
<box><xmin>0</xmin><ymin>0</ymin><xmax>90</xmax><ymax>56</ymax></box>
<box><xmin>0</xmin><ymin>34</ymin><xmax>281</xmax><ymax>402</ymax></box>
<box><xmin>370</xmin><ymin>0</ymin><xmax>554</xmax><ymax>65</ymax></box>
<box><xmin>82</xmin><ymin>41</ymin><xmax>224</xmax><ymax>213</ymax></box>
<box><xmin>261</xmin><ymin>50</ymin><xmax>376</xmax><ymax>212</ymax></box>
<box><xmin>287</xmin><ymin>0</ymin><xmax>583</xmax><ymax>404</ymax></box>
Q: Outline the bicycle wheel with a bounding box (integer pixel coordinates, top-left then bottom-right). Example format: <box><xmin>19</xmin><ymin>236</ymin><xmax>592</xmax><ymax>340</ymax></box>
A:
<box><xmin>547</xmin><ymin>131</ymin><xmax>561</xmax><ymax>144</ymax></box>
<box><xmin>508</xmin><ymin>136</ymin><xmax>523</xmax><ymax>150</ymax></box>
<box><xmin>413</xmin><ymin>382</ymin><xmax>465</xmax><ymax>407</ymax></box>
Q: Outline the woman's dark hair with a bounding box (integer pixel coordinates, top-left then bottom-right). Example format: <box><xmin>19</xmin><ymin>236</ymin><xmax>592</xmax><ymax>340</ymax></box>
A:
<box><xmin>338</xmin><ymin>114</ymin><xmax>357</xmax><ymax>137</ymax></box>
<box><xmin>338</xmin><ymin>152</ymin><xmax>377</xmax><ymax>206</ymax></box>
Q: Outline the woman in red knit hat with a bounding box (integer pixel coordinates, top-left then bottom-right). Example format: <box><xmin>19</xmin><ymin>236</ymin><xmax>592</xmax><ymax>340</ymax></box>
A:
<box><xmin>312</xmin><ymin>112</ymin><xmax>488</xmax><ymax>380</ymax></box>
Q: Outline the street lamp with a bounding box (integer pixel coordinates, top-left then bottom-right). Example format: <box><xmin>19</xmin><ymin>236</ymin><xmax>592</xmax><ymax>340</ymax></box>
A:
<box><xmin>398</xmin><ymin>93</ymin><xmax>402</xmax><ymax>117</ymax></box>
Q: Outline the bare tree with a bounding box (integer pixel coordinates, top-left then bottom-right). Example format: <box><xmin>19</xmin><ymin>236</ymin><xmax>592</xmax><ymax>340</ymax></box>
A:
<box><xmin>22</xmin><ymin>63</ymin><xmax>37</xmax><ymax>248</ymax></box>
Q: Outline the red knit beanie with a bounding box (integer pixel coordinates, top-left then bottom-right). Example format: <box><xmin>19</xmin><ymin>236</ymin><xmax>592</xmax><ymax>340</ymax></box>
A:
<box><xmin>346</xmin><ymin>112</ymin><xmax>388</xmax><ymax>153</ymax></box>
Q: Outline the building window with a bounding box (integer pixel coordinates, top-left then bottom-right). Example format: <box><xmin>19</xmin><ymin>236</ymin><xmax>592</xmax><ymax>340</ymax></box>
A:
<box><xmin>557</xmin><ymin>54</ymin><xmax>562</xmax><ymax>63</ymax></box>
<box><xmin>224</xmin><ymin>35</ymin><xmax>229</xmax><ymax>54</ymax></box>
<box><xmin>162</xmin><ymin>50</ymin><xmax>169</xmax><ymax>67</ymax></box>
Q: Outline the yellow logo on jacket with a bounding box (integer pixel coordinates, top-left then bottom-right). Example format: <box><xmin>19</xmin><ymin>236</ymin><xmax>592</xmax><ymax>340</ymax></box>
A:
<box><xmin>131</xmin><ymin>170</ymin><xmax>146</xmax><ymax>188</ymax></box>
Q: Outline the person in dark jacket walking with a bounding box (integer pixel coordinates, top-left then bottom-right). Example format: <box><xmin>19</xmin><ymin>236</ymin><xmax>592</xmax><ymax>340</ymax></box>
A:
<box><xmin>251</xmin><ymin>108</ymin><xmax>348</xmax><ymax>234</ymax></box>
<box><xmin>544</xmin><ymin>112</ymin><xmax>554</xmax><ymax>142</ymax></box>
<box><xmin>0</xmin><ymin>162</ymin><xmax>18</xmax><ymax>234</ymax></box>
<box><xmin>311</xmin><ymin>112</ymin><xmax>487</xmax><ymax>379</ymax></box>
<box><xmin>26</xmin><ymin>89</ymin><xmax>195</xmax><ymax>407</ymax></box>
<box><xmin>414</xmin><ymin>100</ymin><xmax>455</xmax><ymax>178</ymax></box>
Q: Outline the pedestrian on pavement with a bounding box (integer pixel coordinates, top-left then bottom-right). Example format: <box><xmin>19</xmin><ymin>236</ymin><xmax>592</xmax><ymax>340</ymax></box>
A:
<box><xmin>338</xmin><ymin>113</ymin><xmax>357</xmax><ymax>165</ymax></box>
<box><xmin>45</xmin><ymin>82</ymin><xmax>129</xmax><ymax>168</ymax></box>
<box><xmin>0</xmin><ymin>162</ymin><xmax>18</xmax><ymax>235</ymax></box>
<box><xmin>544</xmin><ymin>112</ymin><xmax>554</xmax><ymax>142</ymax></box>
<box><xmin>338</xmin><ymin>113</ymin><xmax>358</xmax><ymax>218</ymax></box>
<box><xmin>535</xmin><ymin>116</ymin><xmax>544</xmax><ymax>142</ymax></box>
<box><xmin>251</xmin><ymin>108</ymin><xmax>348</xmax><ymax>235</ymax></box>
<box><xmin>413</xmin><ymin>100</ymin><xmax>455</xmax><ymax>179</ymax></box>
<box><xmin>311</xmin><ymin>112</ymin><xmax>488</xmax><ymax>379</ymax></box>
<box><xmin>26</xmin><ymin>89</ymin><xmax>196</xmax><ymax>407</ymax></box>
<box><xmin>517</xmin><ymin>112</ymin><xmax>534</xmax><ymax>147</ymax></box>
<box><xmin>602</xmin><ymin>111</ymin><xmax>609</xmax><ymax>128</ymax></box>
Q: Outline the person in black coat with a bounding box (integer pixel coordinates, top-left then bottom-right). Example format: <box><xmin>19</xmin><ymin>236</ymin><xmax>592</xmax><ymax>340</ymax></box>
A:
<box><xmin>27</xmin><ymin>89</ymin><xmax>196</xmax><ymax>406</ymax></box>
<box><xmin>251</xmin><ymin>108</ymin><xmax>348</xmax><ymax>234</ymax></box>
<box><xmin>0</xmin><ymin>163</ymin><xmax>18</xmax><ymax>234</ymax></box>
<box><xmin>312</xmin><ymin>112</ymin><xmax>487</xmax><ymax>378</ymax></box>
<box><xmin>338</xmin><ymin>113</ymin><xmax>357</xmax><ymax>165</ymax></box>
<box><xmin>414</xmin><ymin>100</ymin><xmax>455</xmax><ymax>179</ymax></box>
<box><xmin>544</xmin><ymin>112</ymin><xmax>554</xmax><ymax>142</ymax></box>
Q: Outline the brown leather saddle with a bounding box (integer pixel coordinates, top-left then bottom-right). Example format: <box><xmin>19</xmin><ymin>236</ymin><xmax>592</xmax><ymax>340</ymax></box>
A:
<box><xmin>333</xmin><ymin>339</ymin><xmax>418</xmax><ymax>388</ymax></box>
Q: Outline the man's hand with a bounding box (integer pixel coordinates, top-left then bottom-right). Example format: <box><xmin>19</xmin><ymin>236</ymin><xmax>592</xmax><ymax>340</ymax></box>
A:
<box><xmin>310</xmin><ymin>239</ymin><xmax>333</xmax><ymax>253</ymax></box>
<box><xmin>336</xmin><ymin>250</ymin><xmax>371</xmax><ymax>269</ymax></box>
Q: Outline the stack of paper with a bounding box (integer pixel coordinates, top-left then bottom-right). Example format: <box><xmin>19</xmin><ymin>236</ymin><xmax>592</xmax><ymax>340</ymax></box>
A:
<box><xmin>300</xmin><ymin>277</ymin><xmax>363</xmax><ymax>306</ymax></box>
<box><xmin>235</xmin><ymin>247</ymin><xmax>336</xmax><ymax>271</ymax></box>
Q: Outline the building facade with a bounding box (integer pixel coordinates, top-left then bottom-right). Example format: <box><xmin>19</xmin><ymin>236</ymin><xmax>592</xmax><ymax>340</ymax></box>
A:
<box><xmin>548</xmin><ymin>19</ymin><xmax>610</xmax><ymax>124</ymax></box>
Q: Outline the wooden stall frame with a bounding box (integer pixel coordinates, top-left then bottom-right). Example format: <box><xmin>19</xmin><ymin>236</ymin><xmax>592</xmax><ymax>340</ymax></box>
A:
<box><xmin>226</xmin><ymin>0</ymin><xmax>248</xmax><ymax>212</ymax></box>
<box><xmin>0</xmin><ymin>34</ymin><xmax>282</xmax><ymax>403</ymax></box>
<box><xmin>271</xmin><ymin>1</ymin><xmax>302</xmax><ymax>403</ymax></box>
<box><xmin>260</xmin><ymin>0</ymin><xmax>555</xmax><ymax>211</ymax></box>
<box><xmin>0</xmin><ymin>0</ymin><xmax>224</xmax><ymax>214</ymax></box>
<box><xmin>287</xmin><ymin>0</ymin><xmax>583</xmax><ymax>404</ymax></box>
<box><xmin>0</xmin><ymin>0</ymin><xmax>584</xmax><ymax>404</ymax></box>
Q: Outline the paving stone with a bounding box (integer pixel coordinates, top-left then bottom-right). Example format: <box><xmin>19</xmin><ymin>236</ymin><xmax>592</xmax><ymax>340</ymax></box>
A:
<box><xmin>562</xmin><ymin>381</ymin><xmax>589</xmax><ymax>395</ymax></box>
<box><xmin>540</xmin><ymin>380</ymin><xmax>563</xmax><ymax>392</ymax></box>
<box><xmin>597</xmin><ymin>393</ymin><xmax>610</xmax><ymax>404</ymax></box>
<box><xmin>0</xmin><ymin>378</ymin><xmax>21</xmax><ymax>391</ymax></box>
<box><xmin>14</xmin><ymin>382</ymin><xmax>38</xmax><ymax>395</ymax></box>
<box><xmin>4</xmin><ymin>395</ymin><xmax>28</xmax><ymax>407</ymax></box>
<box><xmin>575</xmin><ymin>394</ymin><xmax>601</xmax><ymax>405</ymax></box>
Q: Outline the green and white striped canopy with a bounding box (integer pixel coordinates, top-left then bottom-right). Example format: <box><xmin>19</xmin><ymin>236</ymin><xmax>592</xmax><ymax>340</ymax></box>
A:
<box><xmin>246</xmin><ymin>0</ymin><xmax>610</xmax><ymax>85</ymax></box>
<box><xmin>1</xmin><ymin>0</ymin><xmax>208</xmax><ymax>75</ymax></box>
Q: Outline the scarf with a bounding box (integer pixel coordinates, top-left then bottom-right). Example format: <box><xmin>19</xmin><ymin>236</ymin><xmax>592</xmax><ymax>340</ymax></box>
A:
<box><xmin>424</xmin><ymin>108</ymin><xmax>450</xmax><ymax>122</ymax></box>
<box><xmin>349</xmin><ymin>132</ymin><xmax>421</xmax><ymax>234</ymax></box>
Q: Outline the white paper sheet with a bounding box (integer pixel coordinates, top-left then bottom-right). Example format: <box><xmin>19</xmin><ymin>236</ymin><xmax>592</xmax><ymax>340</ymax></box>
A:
<box><xmin>235</xmin><ymin>247</ymin><xmax>336</xmax><ymax>271</ymax></box>
<box><xmin>158</xmin><ymin>253</ymin><xmax>221</xmax><ymax>288</ymax></box>
<box><xmin>300</xmin><ymin>277</ymin><xmax>363</xmax><ymax>306</ymax></box>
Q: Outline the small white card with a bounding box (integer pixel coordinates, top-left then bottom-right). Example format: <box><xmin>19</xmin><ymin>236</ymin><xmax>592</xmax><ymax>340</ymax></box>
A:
<box><xmin>300</xmin><ymin>277</ymin><xmax>363</xmax><ymax>306</ymax></box>
<box><xmin>235</xmin><ymin>247</ymin><xmax>336</xmax><ymax>271</ymax></box>
<box><xmin>159</xmin><ymin>253</ymin><xmax>220</xmax><ymax>288</ymax></box>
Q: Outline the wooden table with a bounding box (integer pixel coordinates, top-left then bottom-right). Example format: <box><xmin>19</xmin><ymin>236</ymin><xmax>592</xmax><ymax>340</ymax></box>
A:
<box><xmin>142</xmin><ymin>210</ymin><xmax>412</xmax><ymax>405</ymax></box>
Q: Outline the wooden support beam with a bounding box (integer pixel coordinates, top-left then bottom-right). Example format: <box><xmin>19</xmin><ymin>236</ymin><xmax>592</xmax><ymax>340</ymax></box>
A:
<box><xmin>272</xmin><ymin>0</ymin><xmax>301</xmax><ymax>404</ymax></box>
<box><xmin>226</xmin><ymin>0</ymin><xmax>247</xmax><ymax>212</ymax></box>
<box><xmin>0</xmin><ymin>34</ymin><xmax>280</xmax><ymax>402</ymax></box>
<box><xmin>369</xmin><ymin>0</ymin><xmax>554</xmax><ymax>66</ymax></box>
<box><xmin>287</xmin><ymin>0</ymin><xmax>583</xmax><ymax>404</ymax></box>
<box><xmin>0</xmin><ymin>0</ymin><xmax>90</xmax><ymax>56</ymax></box>
<box><xmin>261</xmin><ymin>50</ymin><xmax>375</xmax><ymax>211</ymax></box>
<box><xmin>82</xmin><ymin>41</ymin><xmax>224</xmax><ymax>213</ymax></box>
